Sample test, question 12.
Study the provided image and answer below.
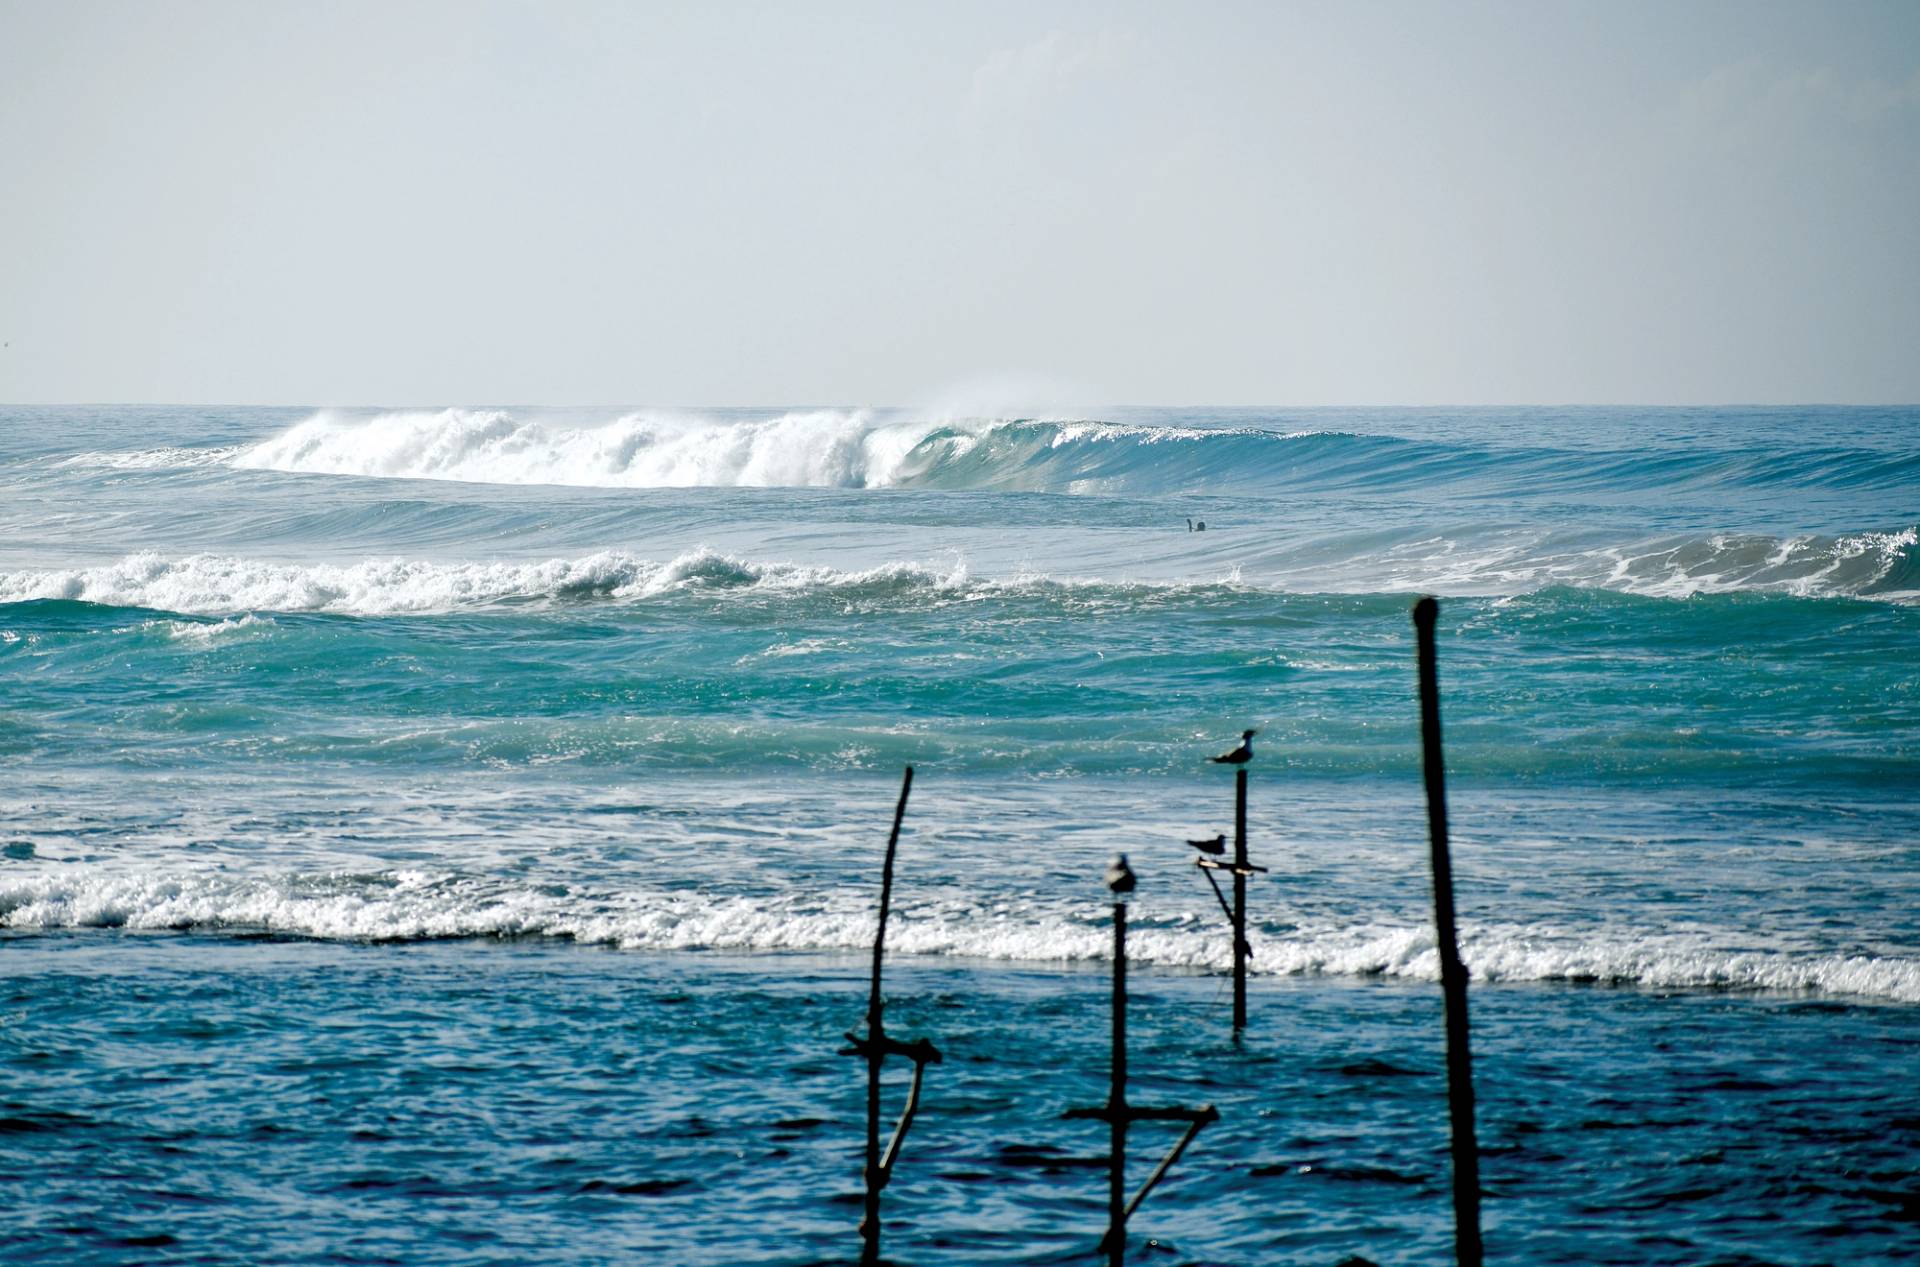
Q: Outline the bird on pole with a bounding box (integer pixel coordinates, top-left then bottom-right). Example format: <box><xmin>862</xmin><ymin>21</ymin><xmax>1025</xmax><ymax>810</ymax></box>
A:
<box><xmin>1186</xmin><ymin>834</ymin><xmax>1227</xmax><ymax>856</ymax></box>
<box><xmin>1105</xmin><ymin>854</ymin><xmax>1137</xmax><ymax>895</ymax></box>
<box><xmin>1210</xmin><ymin>729</ymin><xmax>1258</xmax><ymax>765</ymax></box>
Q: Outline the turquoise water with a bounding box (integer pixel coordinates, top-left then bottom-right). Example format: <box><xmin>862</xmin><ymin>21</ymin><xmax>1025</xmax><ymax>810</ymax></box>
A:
<box><xmin>2</xmin><ymin>404</ymin><xmax>1917</xmax><ymax>1263</ymax></box>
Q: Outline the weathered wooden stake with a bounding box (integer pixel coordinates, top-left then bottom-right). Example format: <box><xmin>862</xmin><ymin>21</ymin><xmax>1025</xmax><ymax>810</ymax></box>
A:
<box><xmin>1066</xmin><ymin>867</ymin><xmax>1218</xmax><ymax>1265</ymax></box>
<box><xmin>841</xmin><ymin>765</ymin><xmax>941</xmax><ymax>1267</ymax></box>
<box><xmin>1108</xmin><ymin>902</ymin><xmax>1128</xmax><ymax>1267</ymax></box>
<box><xmin>1412</xmin><ymin>596</ymin><xmax>1484</xmax><ymax>1267</ymax></box>
<box><xmin>1231</xmin><ymin>768</ymin><xmax>1248</xmax><ymax>1030</ymax></box>
<box><xmin>1195</xmin><ymin>764</ymin><xmax>1265</xmax><ymax>1034</ymax></box>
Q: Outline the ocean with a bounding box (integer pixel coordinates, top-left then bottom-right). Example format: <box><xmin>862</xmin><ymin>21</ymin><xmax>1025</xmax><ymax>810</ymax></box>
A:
<box><xmin>1</xmin><ymin>403</ymin><xmax>1916</xmax><ymax>1264</ymax></box>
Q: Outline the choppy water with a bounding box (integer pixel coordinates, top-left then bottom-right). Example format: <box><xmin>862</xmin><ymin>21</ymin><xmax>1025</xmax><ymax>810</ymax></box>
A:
<box><xmin>2</xmin><ymin>404</ymin><xmax>1917</xmax><ymax>1264</ymax></box>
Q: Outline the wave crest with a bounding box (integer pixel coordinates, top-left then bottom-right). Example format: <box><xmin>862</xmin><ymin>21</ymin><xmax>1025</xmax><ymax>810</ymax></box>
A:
<box><xmin>232</xmin><ymin>408</ymin><xmax>945</xmax><ymax>489</ymax></box>
<box><xmin>1</xmin><ymin>530</ymin><xmax>1914</xmax><ymax>616</ymax></box>
<box><xmin>4</xmin><ymin>867</ymin><xmax>1913</xmax><ymax>1003</ymax></box>
<box><xmin>215</xmin><ymin>407</ymin><xmax>1920</xmax><ymax>499</ymax></box>
<box><xmin>223</xmin><ymin>408</ymin><xmax>1284</xmax><ymax>492</ymax></box>
<box><xmin>0</xmin><ymin>549</ymin><xmax>983</xmax><ymax>615</ymax></box>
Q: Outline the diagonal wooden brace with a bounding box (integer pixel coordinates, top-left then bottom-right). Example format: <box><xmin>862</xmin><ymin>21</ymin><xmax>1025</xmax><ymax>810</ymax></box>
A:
<box><xmin>1119</xmin><ymin>1105</ymin><xmax>1217</xmax><ymax>1228</ymax></box>
<box><xmin>1196</xmin><ymin>861</ymin><xmax>1255</xmax><ymax>961</ymax></box>
<box><xmin>1063</xmin><ymin>1102</ymin><xmax>1219</xmax><ymax>1251</ymax></box>
<box><xmin>839</xmin><ymin>1033</ymin><xmax>943</xmax><ymax>1188</ymax></box>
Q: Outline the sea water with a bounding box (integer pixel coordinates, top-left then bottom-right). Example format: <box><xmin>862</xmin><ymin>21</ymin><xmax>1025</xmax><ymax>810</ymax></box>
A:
<box><xmin>1</xmin><ymin>404</ymin><xmax>1916</xmax><ymax>1264</ymax></box>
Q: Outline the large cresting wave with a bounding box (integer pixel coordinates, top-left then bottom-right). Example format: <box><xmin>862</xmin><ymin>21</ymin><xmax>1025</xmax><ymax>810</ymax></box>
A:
<box><xmin>227</xmin><ymin>407</ymin><xmax>1259</xmax><ymax>492</ymax></box>
<box><xmin>223</xmin><ymin>407</ymin><xmax>1920</xmax><ymax>496</ymax></box>
<box><xmin>232</xmin><ymin>408</ymin><xmax>976</xmax><ymax>489</ymax></box>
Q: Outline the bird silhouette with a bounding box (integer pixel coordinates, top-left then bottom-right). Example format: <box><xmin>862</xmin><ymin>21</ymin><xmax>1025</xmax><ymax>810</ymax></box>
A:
<box><xmin>1104</xmin><ymin>854</ymin><xmax>1137</xmax><ymax>894</ymax></box>
<box><xmin>1210</xmin><ymin>729</ymin><xmax>1258</xmax><ymax>764</ymax></box>
<box><xmin>1187</xmin><ymin>834</ymin><xmax>1227</xmax><ymax>855</ymax></box>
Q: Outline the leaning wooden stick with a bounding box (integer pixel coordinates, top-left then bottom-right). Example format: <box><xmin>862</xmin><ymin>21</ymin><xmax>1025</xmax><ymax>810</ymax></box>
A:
<box><xmin>1412</xmin><ymin>597</ymin><xmax>1485</xmax><ymax>1267</ymax></box>
<box><xmin>1065</xmin><ymin>855</ymin><xmax>1218</xmax><ymax>1266</ymax></box>
<box><xmin>841</xmin><ymin>766</ymin><xmax>942</xmax><ymax>1267</ymax></box>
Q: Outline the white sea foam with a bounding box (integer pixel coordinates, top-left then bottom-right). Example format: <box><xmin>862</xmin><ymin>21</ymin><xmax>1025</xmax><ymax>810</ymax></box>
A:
<box><xmin>125</xmin><ymin>613</ymin><xmax>277</xmax><ymax>644</ymax></box>
<box><xmin>0</xmin><ymin>549</ymin><xmax>986</xmax><ymax>615</ymax></box>
<box><xmin>4</xmin><ymin>518</ymin><xmax>1914</xmax><ymax>618</ymax></box>
<box><xmin>1265</xmin><ymin>524</ymin><xmax>1918</xmax><ymax>603</ymax></box>
<box><xmin>3</xmin><ymin>868</ymin><xmax>1914</xmax><ymax>1004</ymax></box>
<box><xmin>58</xmin><ymin>444</ymin><xmax>244</xmax><ymax>471</ymax></box>
<box><xmin>1596</xmin><ymin>526</ymin><xmax>1920</xmax><ymax>601</ymax></box>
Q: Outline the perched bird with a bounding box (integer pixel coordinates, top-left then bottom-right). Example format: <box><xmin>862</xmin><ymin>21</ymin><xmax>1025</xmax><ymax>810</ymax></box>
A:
<box><xmin>1104</xmin><ymin>854</ymin><xmax>1137</xmax><ymax>895</ymax></box>
<box><xmin>1187</xmin><ymin>834</ymin><xmax>1227</xmax><ymax>856</ymax></box>
<box><xmin>1211</xmin><ymin>729</ymin><xmax>1258</xmax><ymax>764</ymax></box>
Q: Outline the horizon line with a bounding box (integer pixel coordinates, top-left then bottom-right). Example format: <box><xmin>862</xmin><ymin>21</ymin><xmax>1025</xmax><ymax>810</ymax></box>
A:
<box><xmin>4</xmin><ymin>400</ymin><xmax>1918</xmax><ymax>412</ymax></box>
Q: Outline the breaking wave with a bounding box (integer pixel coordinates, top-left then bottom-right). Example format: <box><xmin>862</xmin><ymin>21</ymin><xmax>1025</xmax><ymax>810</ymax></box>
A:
<box><xmin>213</xmin><ymin>407</ymin><xmax>1920</xmax><ymax>497</ymax></box>
<box><xmin>1</xmin><ymin>529</ymin><xmax>1913</xmax><ymax>616</ymax></box>
<box><xmin>0</xmin><ymin>549</ymin><xmax>980</xmax><ymax>615</ymax></box>
<box><xmin>1278</xmin><ymin>525</ymin><xmax>1920</xmax><ymax>602</ymax></box>
<box><xmin>231</xmin><ymin>408</ymin><xmax>956</xmax><ymax>489</ymax></box>
<box><xmin>4</xmin><ymin>867</ymin><xmax>1913</xmax><ymax>1004</ymax></box>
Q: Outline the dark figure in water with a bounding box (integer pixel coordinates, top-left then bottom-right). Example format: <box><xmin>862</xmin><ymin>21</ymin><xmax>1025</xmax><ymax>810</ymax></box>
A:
<box><xmin>1186</xmin><ymin>518</ymin><xmax>1207</xmax><ymax>532</ymax></box>
<box><xmin>1211</xmin><ymin>729</ymin><xmax>1257</xmax><ymax>764</ymax></box>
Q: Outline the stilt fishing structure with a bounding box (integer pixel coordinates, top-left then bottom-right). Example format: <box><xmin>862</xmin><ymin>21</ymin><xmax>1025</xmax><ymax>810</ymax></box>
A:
<box><xmin>1412</xmin><ymin>597</ymin><xmax>1485</xmax><ymax>1266</ymax></box>
<box><xmin>1065</xmin><ymin>855</ymin><xmax>1219</xmax><ymax>1266</ymax></box>
<box><xmin>1192</xmin><ymin>738</ymin><xmax>1266</xmax><ymax>1032</ymax></box>
<box><xmin>839</xmin><ymin>765</ymin><xmax>942</xmax><ymax>1267</ymax></box>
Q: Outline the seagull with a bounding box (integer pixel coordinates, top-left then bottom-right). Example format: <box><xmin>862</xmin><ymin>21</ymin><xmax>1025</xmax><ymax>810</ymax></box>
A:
<box><xmin>1210</xmin><ymin>729</ymin><xmax>1258</xmax><ymax>765</ymax></box>
<box><xmin>1187</xmin><ymin>834</ymin><xmax>1227</xmax><ymax>855</ymax></box>
<box><xmin>1104</xmin><ymin>854</ymin><xmax>1137</xmax><ymax>895</ymax></box>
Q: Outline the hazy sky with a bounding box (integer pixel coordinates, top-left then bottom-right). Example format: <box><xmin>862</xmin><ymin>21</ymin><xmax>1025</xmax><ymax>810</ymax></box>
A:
<box><xmin>2</xmin><ymin>0</ymin><xmax>1916</xmax><ymax>406</ymax></box>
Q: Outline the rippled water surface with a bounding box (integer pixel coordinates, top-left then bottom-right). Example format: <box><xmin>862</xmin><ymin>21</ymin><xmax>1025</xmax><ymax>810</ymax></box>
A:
<box><xmin>2</xmin><ymin>404</ymin><xmax>1917</xmax><ymax>1263</ymax></box>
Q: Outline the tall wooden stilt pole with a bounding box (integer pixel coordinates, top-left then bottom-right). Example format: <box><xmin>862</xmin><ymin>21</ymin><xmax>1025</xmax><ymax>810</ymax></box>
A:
<box><xmin>1413</xmin><ymin>597</ymin><xmax>1484</xmax><ymax>1267</ymax></box>
<box><xmin>1195</xmin><ymin>755</ymin><xmax>1262</xmax><ymax>1035</ymax></box>
<box><xmin>844</xmin><ymin>767</ymin><xmax>940</xmax><ymax>1267</ymax></box>
<box><xmin>860</xmin><ymin>768</ymin><xmax>911</xmax><ymax>1266</ymax></box>
<box><xmin>1107</xmin><ymin>902</ymin><xmax>1128</xmax><ymax>1267</ymax></box>
<box><xmin>1066</xmin><ymin>858</ymin><xmax>1217</xmax><ymax>1266</ymax></box>
<box><xmin>1231</xmin><ymin>767</ymin><xmax>1248</xmax><ymax>1033</ymax></box>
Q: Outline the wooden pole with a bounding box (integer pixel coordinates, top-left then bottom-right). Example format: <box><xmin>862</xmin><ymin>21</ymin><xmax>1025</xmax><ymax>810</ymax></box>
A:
<box><xmin>1232</xmin><ymin>767</ymin><xmax>1248</xmax><ymax>1032</ymax></box>
<box><xmin>1065</xmin><ymin>868</ymin><xmax>1217</xmax><ymax>1264</ymax></box>
<box><xmin>1412</xmin><ymin>597</ymin><xmax>1484</xmax><ymax>1267</ymax></box>
<box><xmin>860</xmin><ymin>766</ymin><xmax>914</xmax><ymax>1267</ymax></box>
<box><xmin>1108</xmin><ymin>901</ymin><xmax>1128</xmax><ymax>1267</ymax></box>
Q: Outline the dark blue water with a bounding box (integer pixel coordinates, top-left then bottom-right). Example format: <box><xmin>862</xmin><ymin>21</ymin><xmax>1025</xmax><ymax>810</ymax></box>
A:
<box><xmin>5</xmin><ymin>939</ymin><xmax>1918</xmax><ymax>1265</ymax></box>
